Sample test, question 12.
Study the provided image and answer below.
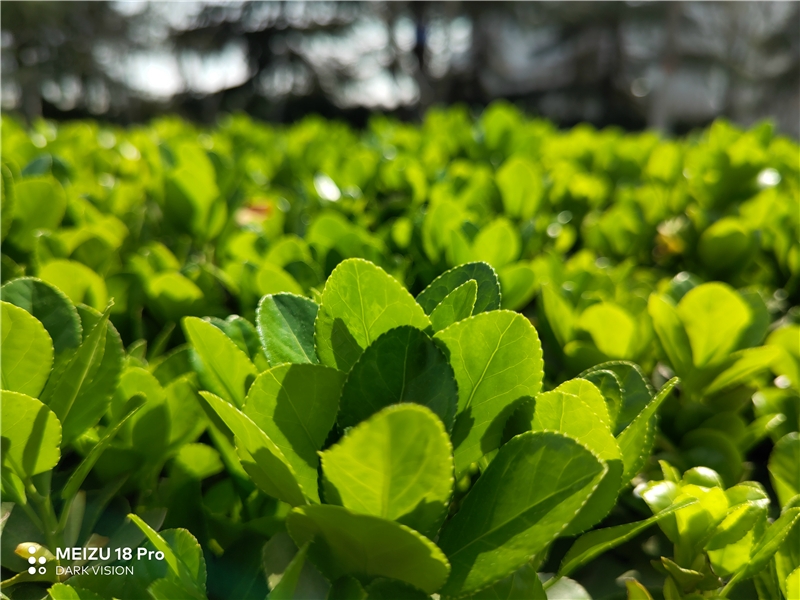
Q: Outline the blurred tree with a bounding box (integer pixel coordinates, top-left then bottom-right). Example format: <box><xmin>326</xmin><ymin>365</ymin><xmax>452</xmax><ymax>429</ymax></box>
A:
<box><xmin>1</xmin><ymin>1</ymin><xmax>149</xmax><ymax>120</ymax></box>
<box><xmin>1</xmin><ymin>1</ymin><xmax>797</xmax><ymax>136</ymax></box>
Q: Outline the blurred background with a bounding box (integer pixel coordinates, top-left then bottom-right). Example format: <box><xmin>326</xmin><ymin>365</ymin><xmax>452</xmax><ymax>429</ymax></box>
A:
<box><xmin>2</xmin><ymin>1</ymin><xmax>798</xmax><ymax>136</ymax></box>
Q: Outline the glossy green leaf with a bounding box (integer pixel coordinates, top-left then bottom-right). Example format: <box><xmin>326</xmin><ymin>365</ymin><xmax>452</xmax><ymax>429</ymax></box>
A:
<box><xmin>287</xmin><ymin>505</ymin><xmax>450</xmax><ymax>594</ymax></box>
<box><xmin>582</xmin><ymin>369</ymin><xmax>623</xmax><ymax>430</ymax></box>
<box><xmin>437</xmin><ymin>431</ymin><xmax>607</xmax><ymax>597</ymax></box>
<box><xmin>244</xmin><ymin>364</ymin><xmax>345</xmax><ymax>503</ymax></box>
<box><xmin>558</xmin><ymin>498</ymin><xmax>696</xmax><ymax>578</ymax></box>
<box><xmin>624</xmin><ymin>579</ymin><xmax>654</xmax><ymax>600</ymax></box>
<box><xmin>496</xmin><ymin>156</ymin><xmax>542</xmax><ymax>220</ymax></box>
<box><xmin>338</xmin><ymin>326</ymin><xmax>458</xmax><ymax>430</ymax></box>
<box><xmin>47</xmin><ymin>583</ymin><xmax>109</xmax><ymax>600</ymax></box>
<box><xmin>321</xmin><ymin>404</ymin><xmax>453</xmax><ymax>537</ymax></box>
<box><xmin>725</xmin><ymin>508</ymin><xmax>800</xmax><ymax>591</ymax></box>
<box><xmin>555</xmin><ymin>378</ymin><xmax>612</xmax><ymax>429</ymax></box>
<box><xmin>457</xmin><ymin>563</ymin><xmax>546</xmax><ymax>600</ymax></box>
<box><xmin>8</xmin><ymin>178</ymin><xmax>66</xmax><ymax>250</ymax></box>
<box><xmin>705</xmin><ymin>346</ymin><xmax>781</xmax><ymax>396</ymax></box>
<box><xmin>530</xmin><ymin>389</ymin><xmax>622</xmax><ymax>534</ymax></box>
<box><xmin>41</xmin><ymin>305</ymin><xmax>123</xmax><ymax>445</ymax></box>
<box><xmin>1</xmin><ymin>163</ymin><xmax>14</xmax><ymax>242</ymax></box>
<box><xmin>38</xmin><ymin>259</ymin><xmax>108</xmax><ymax>311</ymax></box>
<box><xmin>61</xmin><ymin>394</ymin><xmax>144</xmax><ymax>503</ymax></box>
<box><xmin>416</xmin><ymin>262</ymin><xmax>501</xmax><ymax>316</ymax></box>
<box><xmin>430</xmin><ymin>280</ymin><xmax>477</xmax><ymax>332</ymax></box>
<box><xmin>541</xmin><ymin>284</ymin><xmax>574</xmax><ymax>348</ymax></box>
<box><xmin>314</xmin><ymin>259</ymin><xmax>430</xmax><ymax>372</ymax></box>
<box><xmin>256</xmin><ymin>262</ymin><xmax>304</xmax><ymax>296</ymax></box>
<box><xmin>257</xmin><ymin>293</ymin><xmax>319</xmax><ymax>365</ymax></box>
<box><xmin>616</xmin><ymin>378</ymin><xmax>679</xmax><ymax>483</ymax></box>
<box><xmin>1</xmin><ymin>391</ymin><xmax>61</xmax><ymax>478</ymax></box>
<box><xmin>578</xmin><ymin>302</ymin><xmax>636</xmax><ymax>359</ymax></box>
<box><xmin>200</xmin><ymin>391</ymin><xmax>305</xmax><ymax>506</ymax></box>
<box><xmin>1</xmin><ymin>300</ymin><xmax>53</xmax><ymax>397</ymax></box>
<box><xmin>471</xmin><ymin>218</ymin><xmax>520</xmax><ymax>270</ymax></box>
<box><xmin>127</xmin><ymin>515</ymin><xmax>206</xmax><ymax>597</ymax></box>
<box><xmin>1</xmin><ymin>277</ymin><xmax>82</xmax><ymax>354</ymax></box>
<box><xmin>544</xmin><ymin>577</ymin><xmax>592</xmax><ymax>600</ymax></box>
<box><xmin>183</xmin><ymin>316</ymin><xmax>257</xmax><ymax>408</ymax></box>
<box><xmin>498</xmin><ymin>262</ymin><xmax>538</xmax><ymax>311</ymax></box>
<box><xmin>648</xmin><ymin>294</ymin><xmax>693</xmax><ymax>376</ymax></box>
<box><xmin>786</xmin><ymin>566</ymin><xmax>800</xmax><ymax>600</ymax></box>
<box><xmin>677</xmin><ymin>283</ymin><xmax>751</xmax><ymax>368</ymax></box>
<box><xmin>434</xmin><ymin>310</ymin><xmax>544</xmax><ymax>475</ymax></box>
<box><xmin>769</xmin><ymin>433</ymin><xmax>800</xmax><ymax>508</ymax></box>
<box><xmin>582</xmin><ymin>361</ymin><xmax>653</xmax><ymax>434</ymax></box>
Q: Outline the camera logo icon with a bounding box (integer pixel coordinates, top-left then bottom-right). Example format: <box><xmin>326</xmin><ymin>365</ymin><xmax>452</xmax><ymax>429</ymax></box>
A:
<box><xmin>27</xmin><ymin>546</ymin><xmax>47</xmax><ymax>575</ymax></box>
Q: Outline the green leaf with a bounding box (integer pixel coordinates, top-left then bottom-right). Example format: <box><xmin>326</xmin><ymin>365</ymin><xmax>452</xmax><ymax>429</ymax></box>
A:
<box><xmin>1</xmin><ymin>300</ymin><xmax>53</xmax><ymax>397</ymax></box>
<box><xmin>41</xmin><ymin>305</ymin><xmax>123</xmax><ymax>445</ymax></box>
<box><xmin>625</xmin><ymin>579</ymin><xmax>654</xmax><ymax>600</ymax></box>
<box><xmin>498</xmin><ymin>262</ymin><xmax>538</xmax><ymax>311</ymax></box>
<box><xmin>541</xmin><ymin>285</ymin><xmax>574</xmax><ymax>348</ymax></box>
<box><xmin>60</xmin><ymin>394</ymin><xmax>144</xmax><ymax>503</ymax></box>
<box><xmin>648</xmin><ymin>294</ymin><xmax>694</xmax><ymax>377</ymax></box>
<box><xmin>677</xmin><ymin>283</ymin><xmax>751</xmax><ymax>369</ymax></box>
<box><xmin>558</xmin><ymin>498</ymin><xmax>696</xmax><ymax>579</ymax></box>
<box><xmin>457</xmin><ymin>563</ymin><xmax>546</xmax><ymax>600</ymax></box>
<box><xmin>682</xmin><ymin>429</ymin><xmax>743</xmax><ymax>489</ymax></box>
<box><xmin>582</xmin><ymin>361</ymin><xmax>654</xmax><ymax>434</ymax></box>
<box><xmin>183</xmin><ymin>316</ymin><xmax>257</xmax><ymax>408</ymax></box>
<box><xmin>416</xmin><ymin>262</ymin><xmax>501</xmax><ymax>316</ymax></box>
<box><xmin>8</xmin><ymin>178</ymin><xmax>66</xmax><ymax>250</ymax></box>
<box><xmin>38</xmin><ymin>260</ymin><xmax>108</xmax><ymax>311</ymax></box>
<box><xmin>1</xmin><ymin>163</ymin><xmax>14</xmax><ymax>242</ymax></box>
<box><xmin>1</xmin><ymin>277</ymin><xmax>82</xmax><ymax>354</ymax></box>
<box><xmin>555</xmin><ymin>378</ymin><xmax>612</xmax><ymax>430</ymax></box>
<box><xmin>769</xmin><ymin>433</ymin><xmax>800</xmax><ymax>508</ymax></box>
<box><xmin>1</xmin><ymin>390</ymin><xmax>61</xmax><ymax>479</ymax></box>
<box><xmin>530</xmin><ymin>389</ymin><xmax>622</xmax><ymax>534</ymax></box>
<box><xmin>430</xmin><ymin>280</ymin><xmax>477</xmax><ymax>332</ymax></box>
<box><xmin>47</xmin><ymin>583</ymin><xmax>107</xmax><ymax>600</ymax></box>
<box><xmin>578</xmin><ymin>302</ymin><xmax>636</xmax><ymax>359</ymax></box>
<box><xmin>127</xmin><ymin>516</ymin><xmax>206</xmax><ymax>598</ymax></box>
<box><xmin>366</xmin><ymin>579</ymin><xmax>430</xmax><ymax>600</ymax></box>
<box><xmin>582</xmin><ymin>369</ymin><xmax>623</xmax><ymax>431</ymax></box>
<box><xmin>496</xmin><ymin>156</ymin><xmax>542</xmax><ymax>220</ymax></box>
<box><xmin>257</xmin><ymin>293</ymin><xmax>319</xmax><ymax>365</ymax></box>
<box><xmin>338</xmin><ymin>326</ymin><xmax>459</xmax><ymax>431</ymax></box>
<box><xmin>287</xmin><ymin>504</ymin><xmax>451</xmax><ymax>594</ymax></box>
<box><xmin>471</xmin><ymin>218</ymin><xmax>520</xmax><ymax>270</ymax></box>
<box><xmin>200</xmin><ymin>391</ymin><xmax>305</xmax><ymax>506</ymax></box>
<box><xmin>437</xmin><ymin>431</ymin><xmax>607</xmax><ymax>597</ymax></box>
<box><xmin>314</xmin><ymin>259</ymin><xmax>430</xmax><ymax>372</ymax></box>
<box><xmin>256</xmin><ymin>262</ymin><xmax>304</xmax><ymax>297</ymax></box>
<box><xmin>616</xmin><ymin>378</ymin><xmax>679</xmax><ymax>483</ymax></box>
<box><xmin>270</xmin><ymin>543</ymin><xmax>310</xmax><ymax>600</ymax></box>
<box><xmin>545</xmin><ymin>577</ymin><xmax>592</xmax><ymax>600</ymax></box>
<box><xmin>328</xmin><ymin>576</ymin><xmax>366</xmax><ymax>600</ymax></box>
<box><xmin>434</xmin><ymin>310</ymin><xmax>544</xmax><ymax>475</ymax></box>
<box><xmin>321</xmin><ymin>404</ymin><xmax>453</xmax><ymax>537</ymax></box>
<box><xmin>787</xmin><ymin>566</ymin><xmax>800</xmax><ymax>600</ymax></box>
<box><xmin>244</xmin><ymin>364</ymin><xmax>345</xmax><ymax>503</ymax></box>
<box><xmin>726</xmin><ymin>508</ymin><xmax>800</xmax><ymax>591</ymax></box>
<box><xmin>705</xmin><ymin>346</ymin><xmax>781</xmax><ymax>396</ymax></box>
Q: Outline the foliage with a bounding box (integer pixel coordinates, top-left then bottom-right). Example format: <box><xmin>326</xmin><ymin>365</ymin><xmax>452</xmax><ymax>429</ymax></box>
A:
<box><xmin>0</xmin><ymin>104</ymin><xmax>798</xmax><ymax>599</ymax></box>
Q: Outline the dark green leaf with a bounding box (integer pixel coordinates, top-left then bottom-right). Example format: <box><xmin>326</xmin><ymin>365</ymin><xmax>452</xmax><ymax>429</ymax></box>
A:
<box><xmin>339</xmin><ymin>326</ymin><xmax>458</xmax><ymax>431</ymax></box>
<box><xmin>257</xmin><ymin>293</ymin><xmax>319</xmax><ymax>365</ymax></box>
